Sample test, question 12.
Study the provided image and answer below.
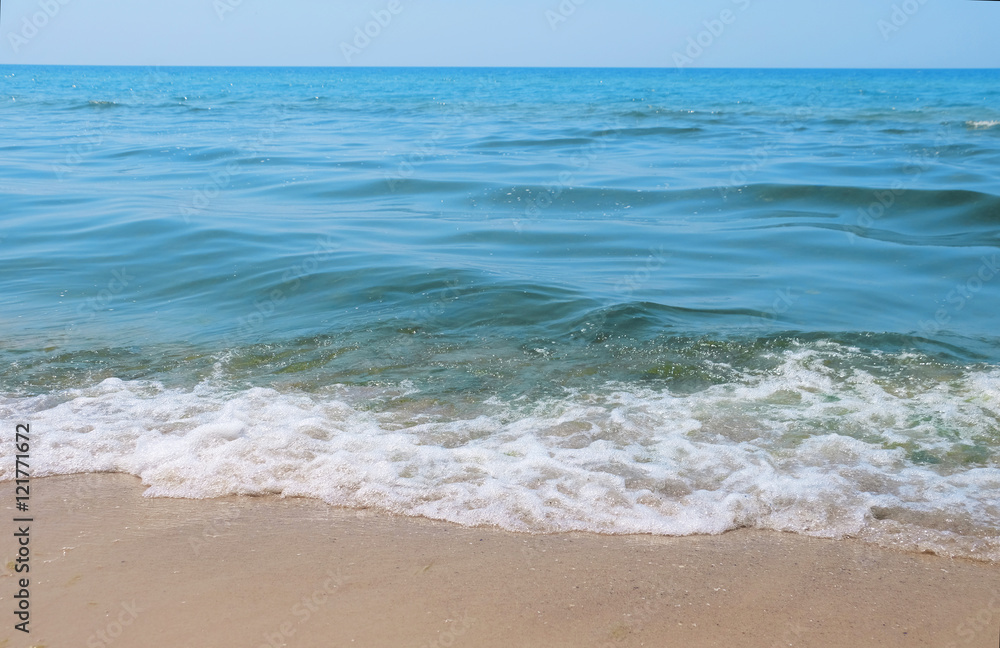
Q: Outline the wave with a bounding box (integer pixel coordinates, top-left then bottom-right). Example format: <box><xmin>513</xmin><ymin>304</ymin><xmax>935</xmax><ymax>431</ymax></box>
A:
<box><xmin>475</xmin><ymin>137</ymin><xmax>596</xmax><ymax>149</ymax></box>
<box><xmin>589</xmin><ymin>126</ymin><xmax>704</xmax><ymax>138</ymax></box>
<box><xmin>84</xmin><ymin>100</ymin><xmax>121</xmax><ymax>109</ymax></box>
<box><xmin>2</xmin><ymin>341</ymin><xmax>998</xmax><ymax>561</ymax></box>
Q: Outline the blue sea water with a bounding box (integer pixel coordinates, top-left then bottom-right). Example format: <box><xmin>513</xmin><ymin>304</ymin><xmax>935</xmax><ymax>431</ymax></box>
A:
<box><xmin>1</xmin><ymin>66</ymin><xmax>999</xmax><ymax>559</ymax></box>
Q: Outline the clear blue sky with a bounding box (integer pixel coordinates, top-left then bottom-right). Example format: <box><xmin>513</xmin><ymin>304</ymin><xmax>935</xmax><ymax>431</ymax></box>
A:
<box><xmin>1</xmin><ymin>0</ymin><xmax>998</xmax><ymax>67</ymax></box>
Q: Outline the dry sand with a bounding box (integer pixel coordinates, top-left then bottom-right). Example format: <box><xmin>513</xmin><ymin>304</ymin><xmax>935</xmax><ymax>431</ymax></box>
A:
<box><xmin>1</xmin><ymin>474</ymin><xmax>997</xmax><ymax>648</ymax></box>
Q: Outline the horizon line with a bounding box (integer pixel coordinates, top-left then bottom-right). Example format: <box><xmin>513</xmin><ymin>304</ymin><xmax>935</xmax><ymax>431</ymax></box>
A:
<box><xmin>1</xmin><ymin>64</ymin><xmax>998</xmax><ymax>70</ymax></box>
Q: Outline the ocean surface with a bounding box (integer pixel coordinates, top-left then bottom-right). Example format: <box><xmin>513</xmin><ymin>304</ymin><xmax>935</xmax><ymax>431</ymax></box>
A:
<box><xmin>1</xmin><ymin>66</ymin><xmax>999</xmax><ymax>560</ymax></box>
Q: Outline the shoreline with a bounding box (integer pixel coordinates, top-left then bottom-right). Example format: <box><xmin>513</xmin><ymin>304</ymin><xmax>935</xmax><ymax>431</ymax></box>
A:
<box><xmin>1</xmin><ymin>473</ymin><xmax>998</xmax><ymax>647</ymax></box>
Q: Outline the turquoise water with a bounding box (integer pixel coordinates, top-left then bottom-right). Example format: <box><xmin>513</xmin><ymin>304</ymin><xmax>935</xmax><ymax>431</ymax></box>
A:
<box><xmin>1</xmin><ymin>66</ymin><xmax>999</xmax><ymax>559</ymax></box>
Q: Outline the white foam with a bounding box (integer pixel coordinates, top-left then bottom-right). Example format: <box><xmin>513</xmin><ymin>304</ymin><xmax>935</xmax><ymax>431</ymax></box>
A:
<box><xmin>2</xmin><ymin>345</ymin><xmax>998</xmax><ymax>561</ymax></box>
<box><xmin>967</xmin><ymin>120</ymin><xmax>1000</xmax><ymax>129</ymax></box>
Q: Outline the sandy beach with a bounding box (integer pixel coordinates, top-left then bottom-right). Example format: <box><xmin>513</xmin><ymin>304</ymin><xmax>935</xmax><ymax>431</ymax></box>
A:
<box><xmin>0</xmin><ymin>473</ymin><xmax>995</xmax><ymax>647</ymax></box>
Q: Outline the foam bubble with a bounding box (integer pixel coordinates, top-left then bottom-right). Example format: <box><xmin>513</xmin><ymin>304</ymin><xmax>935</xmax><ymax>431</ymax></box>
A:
<box><xmin>2</xmin><ymin>345</ymin><xmax>998</xmax><ymax>561</ymax></box>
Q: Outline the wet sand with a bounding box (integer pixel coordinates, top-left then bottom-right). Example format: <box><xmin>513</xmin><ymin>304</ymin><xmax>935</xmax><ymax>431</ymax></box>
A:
<box><xmin>1</xmin><ymin>473</ymin><xmax>997</xmax><ymax>648</ymax></box>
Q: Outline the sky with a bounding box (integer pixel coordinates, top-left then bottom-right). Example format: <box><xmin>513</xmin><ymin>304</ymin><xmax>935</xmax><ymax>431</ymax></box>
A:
<box><xmin>0</xmin><ymin>0</ymin><xmax>998</xmax><ymax>68</ymax></box>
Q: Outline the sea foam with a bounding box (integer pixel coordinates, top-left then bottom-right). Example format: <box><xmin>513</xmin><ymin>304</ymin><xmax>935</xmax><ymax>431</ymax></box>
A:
<box><xmin>3</xmin><ymin>344</ymin><xmax>998</xmax><ymax>562</ymax></box>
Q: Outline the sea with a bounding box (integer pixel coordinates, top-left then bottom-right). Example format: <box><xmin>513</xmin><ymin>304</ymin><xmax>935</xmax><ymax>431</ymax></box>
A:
<box><xmin>1</xmin><ymin>66</ymin><xmax>998</xmax><ymax>561</ymax></box>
